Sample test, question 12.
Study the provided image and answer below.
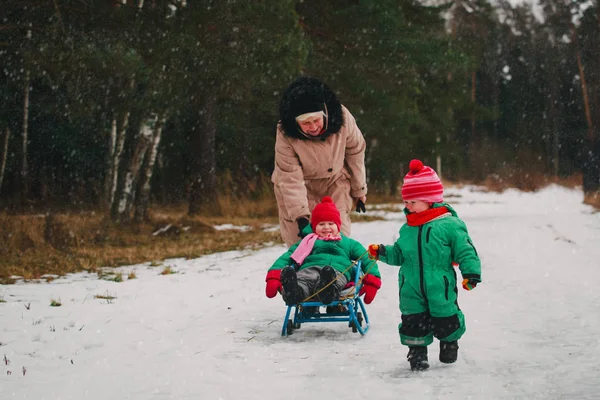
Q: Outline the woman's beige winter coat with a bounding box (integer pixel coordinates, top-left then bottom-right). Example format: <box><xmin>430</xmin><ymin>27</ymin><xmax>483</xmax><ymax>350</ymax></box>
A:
<box><xmin>272</xmin><ymin>106</ymin><xmax>367</xmax><ymax>246</ymax></box>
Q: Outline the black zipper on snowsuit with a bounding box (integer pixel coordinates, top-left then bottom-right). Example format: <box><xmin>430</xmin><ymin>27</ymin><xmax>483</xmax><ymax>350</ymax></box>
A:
<box><xmin>443</xmin><ymin>276</ymin><xmax>449</xmax><ymax>300</ymax></box>
<box><xmin>418</xmin><ymin>225</ymin><xmax>427</xmax><ymax>302</ymax></box>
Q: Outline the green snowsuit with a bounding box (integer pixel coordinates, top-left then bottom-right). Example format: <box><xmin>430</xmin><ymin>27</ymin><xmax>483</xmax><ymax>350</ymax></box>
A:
<box><xmin>380</xmin><ymin>203</ymin><xmax>481</xmax><ymax>346</ymax></box>
<box><xmin>269</xmin><ymin>232</ymin><xmax>380</xmax><ymax>283</ymax></box>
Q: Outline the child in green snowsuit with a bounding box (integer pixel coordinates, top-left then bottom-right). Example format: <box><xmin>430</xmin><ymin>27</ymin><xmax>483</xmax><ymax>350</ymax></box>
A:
<box><xmin>369</xmin><ymin>159</ymin><xmax>481</xmax><ymax>371</ymax></box>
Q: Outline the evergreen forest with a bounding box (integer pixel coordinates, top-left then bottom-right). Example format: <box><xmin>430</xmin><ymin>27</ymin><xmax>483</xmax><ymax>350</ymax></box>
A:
<box><xmin>2</xmin><ymin>0</ymin><xmax>600</xmax><ymax>221</ymax></box>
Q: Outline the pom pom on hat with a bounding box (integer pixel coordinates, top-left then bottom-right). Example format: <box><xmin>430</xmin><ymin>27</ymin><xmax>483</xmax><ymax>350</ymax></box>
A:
<box><xmin>311</xmin><ymin>196</ymin><xmax>342</xmax><ymax>232</ymax></box>
<box><xmin>409</xmin><ymin>159</ymin><xmax>424</xmax><ymax>174</ymax></box>
<box><xmin>401</xmin><ymin>159</ymin><xmax>444</xmax><ymax>203</ymax></box>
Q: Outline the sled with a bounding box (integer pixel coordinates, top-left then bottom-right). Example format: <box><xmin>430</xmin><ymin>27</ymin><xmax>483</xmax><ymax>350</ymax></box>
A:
<box><xmin>281</xmin><ymin>260</ymin><xmax>370</xmax><ymax>336</ymax></box>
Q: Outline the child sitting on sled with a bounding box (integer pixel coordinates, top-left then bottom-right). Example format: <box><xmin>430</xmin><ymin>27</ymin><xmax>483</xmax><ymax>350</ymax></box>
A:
<box><xmin>265</xmin><ymin>196</ymin><xmax>381</xmax><ymax>307</ymax></box>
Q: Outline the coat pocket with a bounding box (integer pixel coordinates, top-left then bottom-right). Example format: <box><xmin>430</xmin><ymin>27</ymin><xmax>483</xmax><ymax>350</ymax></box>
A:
<box><xmin>443</xmin><ymin>275</ymin><xmax>449</xmax><ymax>301</ymax></box>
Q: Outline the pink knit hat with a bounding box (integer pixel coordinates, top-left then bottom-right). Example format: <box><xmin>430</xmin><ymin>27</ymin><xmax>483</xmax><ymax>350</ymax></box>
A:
<box><xmin>401</xmin><ymin>159</ymin><xmax>444</xmax><ymax>203</ymax></box>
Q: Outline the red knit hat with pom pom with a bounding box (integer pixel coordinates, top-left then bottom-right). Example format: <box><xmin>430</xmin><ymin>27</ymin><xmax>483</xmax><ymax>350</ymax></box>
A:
<box><xmin>311</xmin><ymin>196</ymin><xmax>342</xmax><ymax>231</ymax></box>
<box><xmin>401</xmin><ymin>159</ymin><xmax>444</xmax><ymax>203</ymax></box>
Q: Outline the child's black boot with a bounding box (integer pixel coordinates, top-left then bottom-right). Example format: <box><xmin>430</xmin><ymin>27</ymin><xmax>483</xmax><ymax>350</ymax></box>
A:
<box><xmin>439</xmin><ymin>340</ymin><xmax>459</xmax><ymax>364</ymax></box>
<box><xmin>407</xmin><ymin>346</ymin><xmax>429</xmax><ymax>371</ymax></box>
<box><xmin>317</xmin><ymin>266</ymin><xmax>338</xmax><ymax>305</ymax></box>
<box><xmin>281</xmin><ymin>266</ymin><xmax>302</xmax><ymax>306</ymax></box>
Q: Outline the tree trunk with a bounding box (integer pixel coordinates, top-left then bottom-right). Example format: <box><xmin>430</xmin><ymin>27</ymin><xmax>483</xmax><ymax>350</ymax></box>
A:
<box><xmin>492</xmin><ymin>78</ymin><xmax>499</xmax><ymax>140</ymax></box>
<box><xmin>0</xmin><ymin>127</ymin><xmax>10</xmax><ymax>195</ymax></box>
<box><xmin>582</xmin><ymin>139</ymin><xmax>600</xmax><ymax>194</ymax></box>
<box><xmin>471</xmin><ymin>70</ymin><xmax>476</xmax><ymax>140</ymax></box>
<box><xmin>21</xmin><ymin>69</ymin><xmax>30</xmax><ymax>204</ymax></box>
<box><xmin>155</xmin><ymin>153</ymin><xmax>166</xmax><ymax>204</ymax></box>
<box><xmin>111</xmin><ymin>118</ymin><xmax>152</xmax><ymax>222</ymax></box>
<box><xmin>551</xmin><ymin>107</ymin><xmax>559</xmax><ymax>179</ymax></box>
<box><xmin>576</xmin><ymin>49</ymin><xmax>595</xmax><ymax>143</ymax></box>
<box><xmin>133</xmin><ymin>114</ymin><xmax>166</xmax><ymax>222</ymax></box>
<box><xmin>108</xmin><ymin>112</ymin><xmax>130</xmax><ymax>209</ymax></box>
<box><xmin>104</xmin><ymin>117</ymin><xmax>118</xmax><ymax>207</ymax></box>
<box><xmin>189</xmin><ymin>95</ymin><xmax>220</xmax><ymax>215</ymax></box>
<box><xmin>548</xmin><ymin>79</ymin><xmax>560</xmax><ymax>178</ymax></box>
<box><xmin>574</xmin><ymin>38</ymin><xmax>599</xmax><ymax>193</ymax></box>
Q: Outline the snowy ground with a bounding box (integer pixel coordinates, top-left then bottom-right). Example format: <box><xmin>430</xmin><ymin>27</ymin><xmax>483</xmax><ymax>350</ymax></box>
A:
<box><xmin>2</xmin><ymin>184</ymin><xmax>600</xmax><ymax>400</ymax></box>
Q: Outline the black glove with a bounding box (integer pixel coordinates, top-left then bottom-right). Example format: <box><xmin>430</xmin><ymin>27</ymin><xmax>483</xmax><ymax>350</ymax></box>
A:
<box><xmin>355</xmin><ymin>199</ymin><xmax>366</xmax><ymax>213</ymax></box>
<box><xmin>297</xmin><ymin>217</ymin><xmax>309</xmax><ymax>238</ymax></box>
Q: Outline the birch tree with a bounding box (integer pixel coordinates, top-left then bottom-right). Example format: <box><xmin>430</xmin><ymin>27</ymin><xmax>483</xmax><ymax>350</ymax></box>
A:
<box><xmin>134</xmin><ymin>114</ymin><xmax>166</xmax><ymax>222</ymax></box>
<box><xmin>111</xmin><ymin>116</ymin><xmax>155</xmax><ymax>222</ymax></box>
<box><xmin>104</xmin><ymin>118</ymin><xmax>118</xmax><ymax>206</ymax></box>
<box><xmin>105</xmin><ymin>112</ymin><xmax>130</xmax><ymax>209</ymax></box>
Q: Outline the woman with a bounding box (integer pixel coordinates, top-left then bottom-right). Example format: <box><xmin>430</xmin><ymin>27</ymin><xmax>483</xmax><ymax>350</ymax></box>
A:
<box><xmin>272</xmin><ymin>76</ymin><xmax>368</xmax><ymax>247</ymax></box>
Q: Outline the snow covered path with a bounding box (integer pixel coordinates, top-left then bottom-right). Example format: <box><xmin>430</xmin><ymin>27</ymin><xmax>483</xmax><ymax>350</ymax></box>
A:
<box><xmin>2</xmin><ymin>185</ymin><xmax>600</xmax><ymax>399</ymax></box>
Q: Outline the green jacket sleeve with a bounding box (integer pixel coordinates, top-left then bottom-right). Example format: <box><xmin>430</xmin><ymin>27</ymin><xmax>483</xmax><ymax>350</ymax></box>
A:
<box><xmin>380</xmin><ymin>240</ymin><xmax>404</xmax><ymax>266</ymax></box>
<box><xmin>450</xmin><ymin>219</ymin><xmax>481</xmax><ymax>281</ymax></box>
<box><xmin>269</xmin><ymin>240</ymin><xmax>301</xmax><ymax>271</ymax></box>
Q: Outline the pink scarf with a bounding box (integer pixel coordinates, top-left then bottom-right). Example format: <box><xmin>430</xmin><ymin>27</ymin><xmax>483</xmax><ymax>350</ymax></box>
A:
<box><xmin>290</xmin><ymin>233</ymin><xmax>341</xmax><ymax>266</ymax></box>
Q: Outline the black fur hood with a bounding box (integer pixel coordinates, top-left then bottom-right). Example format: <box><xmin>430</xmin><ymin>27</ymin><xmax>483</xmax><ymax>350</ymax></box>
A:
<box><xmin>278</xmin><ymin>77</ymin><xmax>344</xmax><ymax>140</ymax></box>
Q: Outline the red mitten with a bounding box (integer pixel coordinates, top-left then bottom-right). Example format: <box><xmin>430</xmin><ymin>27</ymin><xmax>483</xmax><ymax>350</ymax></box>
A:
<box><xmin>359</xmin><ymin>274</ymin><xmax>382</xmax><ymax>304</ymax></box>
<box><xmin>367</xmin><ymin>244</ymin><xmax>380</xmax><ymax>260</ymax></box>
<box><xmin>265</xmin><ymin>269</ymin><xmax>282</xmax><ymax>298</ymax></box>
<box><xmin>368</xmin><ymin>244</ymin><xmax>387</xmax><ymax>260</ymax></box>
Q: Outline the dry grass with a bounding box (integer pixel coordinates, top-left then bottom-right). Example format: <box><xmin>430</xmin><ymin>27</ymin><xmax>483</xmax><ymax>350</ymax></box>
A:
<box><xmin>0</xmin><ymin>175</ymin><xmax>595</xmax><ymax>284</ymax></box>
<box><xmin>94</xmin><ymin>291</ymin><xmax>117</xmax><ymax>303</ymax></box>
<box><xmin>0</xmin><ymin>202</ymin><xmax>281</xmax><ymax>283</ymax></box>
<box><xmin>50</xmin><ymin>298</ymin><xmax>62</xmax><ymax>307</ymax></box>
<box><xmin>584</xmin><ymin>191</ymin><xmax>600</xmax><ymax>210</ymax></box>
<box><xmin>160</xmin><ymin>266</ymin><xmax>177</xmax><ymax>275</ymax></box>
